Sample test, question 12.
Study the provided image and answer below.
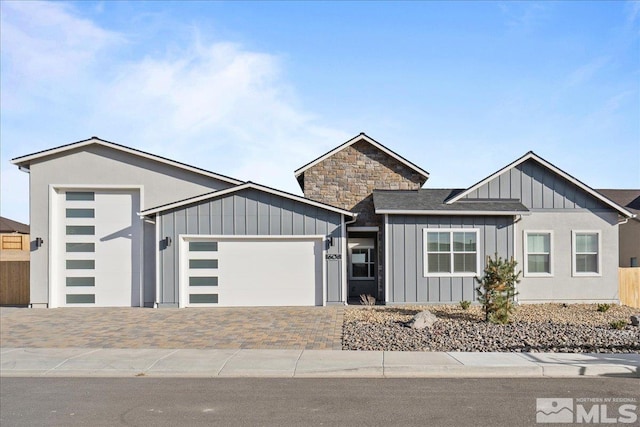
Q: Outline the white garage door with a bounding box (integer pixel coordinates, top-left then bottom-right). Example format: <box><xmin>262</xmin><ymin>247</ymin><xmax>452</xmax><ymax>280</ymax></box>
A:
<box><xmin>54</xmin><ymin>189</ymin><xmax>141</xmax><ymax>307</ymax></box>
<box><xmin>181</xmin><ymin>237</ymin><xmax>324</xmax><ymax>307</ymax></box>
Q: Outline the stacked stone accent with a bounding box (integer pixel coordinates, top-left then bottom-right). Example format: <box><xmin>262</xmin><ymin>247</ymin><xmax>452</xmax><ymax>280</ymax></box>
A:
<box><xmin>300</xmin><ymin>138</ymin><xmax>427</xmax><ymax>300</ymax></box>
<box><xmin>302</xmin><ymin>139</ymin><xmax>426</xmax><ymax>225</ymax></box>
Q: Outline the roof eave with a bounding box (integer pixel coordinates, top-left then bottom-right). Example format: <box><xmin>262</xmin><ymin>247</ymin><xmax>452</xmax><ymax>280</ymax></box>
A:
<box><xmin>11</xmin><ymin>137</ymin><xmax>243</xmax><ymax>186</ymax></box>
<box><xmin>294</xmin><ymin>133</ymin><xmax>430</xmax><ymax>180</ymax></box>
<box><xmin>141</xmin><ymin>182</ymin><xmax>356</xmax><ymax>218</ymax></box>
<box><xmin>375</xmin><ymin>209</ymin><xmax>530</xmax><ymax>216</ymax></box>
<box><xmin>445</xmin><ymin>151</ymin><xmax>634</xmax><ymax>218</ymax></box>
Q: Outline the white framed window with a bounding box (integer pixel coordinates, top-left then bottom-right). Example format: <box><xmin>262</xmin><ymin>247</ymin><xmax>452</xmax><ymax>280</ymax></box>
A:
<box><xmin>572</xmin><ymin>231</ymin><xmax>601</xmax><ymax>276</ymax></box>
<box><xmin>423</xmin><ymin>229</ymin><xmax>479</xmax><ymax>277</ymax></box>
<box><xmin>524</xmin><ymin>231</ymin><xmax>553</xmax><ymax>277</ymax></box>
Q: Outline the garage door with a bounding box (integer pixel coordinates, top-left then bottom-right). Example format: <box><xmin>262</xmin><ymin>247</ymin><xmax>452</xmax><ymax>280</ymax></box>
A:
<box><xmin>55</xmin><ymin>189</ymin><xmax>141</xmax><ymax>307</ymax></box>
<box><xmin>181</xmin><ymin>237</ymin><xmax>324</xmax><ymax>307</ymax></box>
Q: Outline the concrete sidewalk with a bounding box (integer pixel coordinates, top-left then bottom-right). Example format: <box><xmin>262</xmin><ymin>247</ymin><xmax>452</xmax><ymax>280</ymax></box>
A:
<box><xmin>2</xmin><ymin>348</ymin><xmax>638</xmax><ymax>378</ymax></box>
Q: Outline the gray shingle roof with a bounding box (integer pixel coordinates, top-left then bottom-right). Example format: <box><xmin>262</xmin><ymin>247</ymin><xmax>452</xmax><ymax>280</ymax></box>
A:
<box><xmin>373</xmin><ymin>189</ymin><xmax>529</xmax><ymax>214</ymax></box>
<box><xmin>0</xmin><ymin>216</ymin><xmax>29</xmax><ymax>234</ymax></box>
<box><xmin>597</xmin><ymin>189</ymin><xmax>640</xmax><ymax>216</ymax></box>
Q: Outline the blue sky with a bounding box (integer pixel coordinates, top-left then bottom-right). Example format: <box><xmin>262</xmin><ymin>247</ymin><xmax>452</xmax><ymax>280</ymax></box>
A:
<box><xmin>2</xmin><ymin>1</ymin><xmax>639</xmax><ymax>224</ymax></box>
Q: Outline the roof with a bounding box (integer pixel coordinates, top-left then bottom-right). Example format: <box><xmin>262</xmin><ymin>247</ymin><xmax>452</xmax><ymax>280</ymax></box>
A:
<box><xmin>446</xmin><ymin>151</ymin><xmax>634</xmax><ymax>218</ymax></box>
<box><xmin>141</xmin><ymin>181</ymin><xmax>356</xmax><ymax>217</ymax></box>
<box><xmin>0</xmin><ymin>216</ymin><xmax>30</xmax><ymax>234</ymax></box>
<box><xmin>373</xmin><ymin>189</ymin><xmax>530</xmax><ymax>215</ymax></box>
<box><xmin>11</xmin><ymin>136</ymin><xmax>243</xmax><ymax>186</ymax></box>
<box><xmin>597</xmin><ymin>189</ymin><xmax>640</xmax><ymax>219</ymax></box>
<box><xmin>293</xmin><ymin>132</ymin><xmax>430</xmax><ymax>183</ymax></box>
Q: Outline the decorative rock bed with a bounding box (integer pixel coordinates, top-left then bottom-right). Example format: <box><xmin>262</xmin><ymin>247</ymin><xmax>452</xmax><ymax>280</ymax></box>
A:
<box><xmin>342</xmin><ymin>304</ymin><xmax>640</xmax><ymax>353</ymax></box>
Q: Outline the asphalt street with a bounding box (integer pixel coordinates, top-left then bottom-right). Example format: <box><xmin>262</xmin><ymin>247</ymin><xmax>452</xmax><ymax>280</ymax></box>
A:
<box><xmin>2</xmin><ymin>377</ymin><xmax>638</xmax><ymax>426</ymax></box>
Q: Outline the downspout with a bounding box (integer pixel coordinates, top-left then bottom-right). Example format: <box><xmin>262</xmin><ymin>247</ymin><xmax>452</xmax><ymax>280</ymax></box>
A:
<box><xmin>617</xmin><ymin>214</ymin><xmax>635</xmax><ymax>226</ymax></box>
<box><xmin>512</xmin><ymin>214</ymin><xmax>522</xmax><ymax>305</ymax></box>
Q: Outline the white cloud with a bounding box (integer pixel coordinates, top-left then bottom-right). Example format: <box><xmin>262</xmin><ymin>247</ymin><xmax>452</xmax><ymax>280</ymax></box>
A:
<box><xmin>1</xmin><ymin>1</ymin><xmax>350</xmax><ymax>224</ymax></box>
<box><xmin>0</xmin><ymin>1</ymin><xmax>123</xmax><ymax>111</ymax></box>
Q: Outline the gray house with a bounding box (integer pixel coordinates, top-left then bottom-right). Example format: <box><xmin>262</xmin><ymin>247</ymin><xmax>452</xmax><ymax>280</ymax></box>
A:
<box><xmin>12</xmin><ymin>134</ymin><xmax>634</xmax><ymax>307</ymax></box>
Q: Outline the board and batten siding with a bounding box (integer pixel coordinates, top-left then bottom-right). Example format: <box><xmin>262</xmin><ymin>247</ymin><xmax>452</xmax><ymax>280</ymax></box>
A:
<box><xmin>461</xmin><ymin>157</ymin><xmax>620</xmax><ymax>302</ymax></box>
<box><xmin>463</xmin><ymin>159</ymin><xmax>607</xmax><ymax>210</ymax></box>
<box><xmin>158</xmin><ymin>188</ymin><xmax>345</xmax><ymax>306</ymax></box>
<box><xmin>387</xmin><ymin>215</ymin><xmax>514</xmax><ymax>304</ymax></box>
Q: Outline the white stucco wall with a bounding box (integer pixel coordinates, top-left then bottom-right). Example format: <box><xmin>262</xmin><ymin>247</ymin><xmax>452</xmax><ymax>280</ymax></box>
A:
<box><xmin>516</xmin><ymin>210</ymin><xmax>620</xmax><ymax>303</ymax></box>
<box><xmin>27</xmin><ymin>145</ymin><xmax>236</xmax><ymax>307</ymax></box>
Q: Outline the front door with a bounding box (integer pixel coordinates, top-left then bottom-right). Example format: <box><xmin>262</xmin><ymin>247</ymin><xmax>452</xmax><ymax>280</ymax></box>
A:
<box><xmin>348</xmin><ymin>237</ymin><xmax>377</xmax><ymax>302</ymax></box>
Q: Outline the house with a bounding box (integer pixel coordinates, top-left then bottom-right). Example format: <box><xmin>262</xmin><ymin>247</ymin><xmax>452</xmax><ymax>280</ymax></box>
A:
<box><xmin>12</xmin><ymin>134</ymin><xmax>634</xmax><ymax>308</ymax></box>
<box><xmin>0</xmin><ymin>216</ymin><xmax>30</xmax><ymax>306</ymax></box>
<box><xmin>0</xmin><ymin>216</ymin><xmax>30</xmax><ymax>262</ymax></box>
<box><xmin>596</xmin><ymin>189</ymin><xmax>640</xmax><ymax>268</ymax></box>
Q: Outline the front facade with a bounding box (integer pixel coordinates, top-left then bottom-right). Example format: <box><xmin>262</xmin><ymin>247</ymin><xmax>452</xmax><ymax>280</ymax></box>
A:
<box><xmin>377</xmin><ymin>154</ymin><xmax>630</xmax><ymax>304</ymax></box>
<box><xmin>12</xmin><ymin>134</ymin><xmax>633</xmax><ymax>308</ymax></box>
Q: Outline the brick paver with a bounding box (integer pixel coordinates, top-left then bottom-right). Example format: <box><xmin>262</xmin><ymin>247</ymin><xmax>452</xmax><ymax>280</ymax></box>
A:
<box><xmin>0</xmin><ymin>306</ymin><xmax>345</xmax><ymax>350</ymax></box>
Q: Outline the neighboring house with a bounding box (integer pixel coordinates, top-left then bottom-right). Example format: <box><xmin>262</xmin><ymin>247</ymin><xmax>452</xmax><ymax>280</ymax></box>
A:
<box><xmin>0</xmin><ymin>216</ymin><xmax>30</xmax><ymax>306</ymax></box>
<box><xmin>0</xmin><ymin>216</ymin><xmax>30</xmax><ymax>262</ymax></box>
<box><xmin>596</xmin><ymin>189</ymin><xmax>640</xmax><ymax>268</ymax></box>
<box><xmin>12</xmin><ymin>134</ymin><xmax>634</xmax><ymax>307</ymax></box>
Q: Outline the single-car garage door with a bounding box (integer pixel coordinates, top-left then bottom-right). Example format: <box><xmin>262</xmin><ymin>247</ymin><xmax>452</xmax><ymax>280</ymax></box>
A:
<box><xmin>181</xmin><ymin>236</ymin><xmax>324</xmax><ymax>307</ymax></box>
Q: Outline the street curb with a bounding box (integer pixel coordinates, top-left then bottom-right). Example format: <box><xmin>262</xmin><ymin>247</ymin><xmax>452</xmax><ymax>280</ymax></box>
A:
<box><xmin>2</xmin><ymin>348</ymin><xmax>638</xmax><ymax>379</ymax></box>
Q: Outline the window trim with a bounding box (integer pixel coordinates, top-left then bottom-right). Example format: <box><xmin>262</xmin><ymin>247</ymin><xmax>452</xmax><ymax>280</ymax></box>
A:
<box><xmin>423</xmin><ymin>228</ymin><xmax>480</xmax><ymax>278</ymax></box>
<box><xmin>523</xmin><ymin>230</ymin><xmax>554</xmax><ymax>277</ymax></box>
<box><xmin>572</xmin><ymin>230</ymin><xmax>602</xmax><ymax>277</ymax></box>
<box><xmin>349</xmin><ymin>246</ymin><xmax>376</xmax><ymax>281</ymax></box>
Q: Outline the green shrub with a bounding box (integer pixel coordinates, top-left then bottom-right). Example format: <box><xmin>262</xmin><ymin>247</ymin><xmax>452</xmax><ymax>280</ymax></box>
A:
<box><xmin>597</xmin><ymin>303</ymin><xmax>612</xmax><ymax>313</ymax></box>
<box><xmin>459</xmin><ymin>300</ymin><xmax>471</xmax><ymax>310</ymax></box>
<box><xmin>475</xmin><ymin>254</ymin><xmax>521</xmax><ymax>324</ymax></box>
<box><xmin>610</xmin><ymin>320</ymin><xmax>627</xmax><ymax>330</ymax></box>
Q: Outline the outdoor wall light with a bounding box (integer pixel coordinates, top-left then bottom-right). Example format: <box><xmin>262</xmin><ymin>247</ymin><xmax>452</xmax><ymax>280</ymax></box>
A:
<box><xmin>164</xmin><ymin>237</ymin><xmax>172</xmax><ymax>247</ymax></box>
<box><xmin>35</xmin><ymin>237</ymin><xmax>44</xmax><ymax>248</ymax></box>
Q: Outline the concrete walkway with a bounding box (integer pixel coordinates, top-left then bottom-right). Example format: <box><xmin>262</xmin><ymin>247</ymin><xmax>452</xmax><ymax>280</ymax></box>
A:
<box><xmin>2</xmin><ymin>348</ymin><xmax>638</xmax><ymax>378</ymax></box>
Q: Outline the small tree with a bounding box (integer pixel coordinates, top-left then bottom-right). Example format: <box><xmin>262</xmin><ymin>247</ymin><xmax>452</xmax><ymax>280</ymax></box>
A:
<box><xmin>475</xmin><ymin>254</ymin><xmax>521</xmax><ymax>324</ymax></box>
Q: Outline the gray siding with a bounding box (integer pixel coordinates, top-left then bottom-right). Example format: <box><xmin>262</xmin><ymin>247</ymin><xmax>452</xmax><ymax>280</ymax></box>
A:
<box><xmin>387</xmin><ymin>215</ymin><xmax>514</xmax><ymax>304</ymax></box>
<box><xmin>464</xmin><ymin>159</ymin><xmax>609</xmax><ymax>210</ymax></box>
<box><xmin>158</xmin><ymin>188</ymin><xmax>345</xmax><ymax>305</ymax></box>
<box><xmin>28</xmin><ymin>145</ymin><xmax>235</xmax><ymax>307</ymax></box>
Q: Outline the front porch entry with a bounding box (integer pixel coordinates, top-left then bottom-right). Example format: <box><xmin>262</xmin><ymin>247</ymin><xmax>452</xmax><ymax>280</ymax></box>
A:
<box><xmin>347</xmin><ymin>230</ymin><xmax>377</xmax><ymax>303</ymax></box>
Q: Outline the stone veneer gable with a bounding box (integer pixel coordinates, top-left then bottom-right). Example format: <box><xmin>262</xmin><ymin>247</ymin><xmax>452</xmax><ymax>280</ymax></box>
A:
<box><xmin>302</xmin><ymin>139</ymin><xmax>426</xmax><ymax>226</ymax></box>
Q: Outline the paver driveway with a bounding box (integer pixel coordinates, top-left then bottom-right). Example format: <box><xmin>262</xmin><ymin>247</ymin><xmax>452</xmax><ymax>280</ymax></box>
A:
<box><xmin>0</xmin><ymin>306</ymin><xmax>344</xmax><ymax>350</ymax></box>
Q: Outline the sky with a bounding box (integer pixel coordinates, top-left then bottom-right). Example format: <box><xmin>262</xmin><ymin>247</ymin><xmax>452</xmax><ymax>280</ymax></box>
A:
<box><xmin>1</xmin><ymin>0</ymin><xmax>639</xmax><ymax>224</ymax></box>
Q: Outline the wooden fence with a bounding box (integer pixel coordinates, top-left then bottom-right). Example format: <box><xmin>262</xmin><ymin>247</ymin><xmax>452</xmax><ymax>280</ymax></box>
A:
<box><xmin>0</xmin><ymin>261</ymin><xmax>30</xmax><ymax>306</ymax></box>
<box><xmin>619</xmin><ymin>267</ymin><xmax>640</xmax><ymax>309</ymax></box>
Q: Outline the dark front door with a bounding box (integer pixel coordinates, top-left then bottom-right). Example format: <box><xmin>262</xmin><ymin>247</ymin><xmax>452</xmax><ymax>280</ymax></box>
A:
<box><xmin>348</xmin><ymin>236</ymin><xmax>377</xmax><ymax>302</ymax></box>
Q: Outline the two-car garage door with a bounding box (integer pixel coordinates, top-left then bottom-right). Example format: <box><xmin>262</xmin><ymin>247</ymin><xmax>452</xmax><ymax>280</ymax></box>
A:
<box><xmin>181</xmin><ymin>237</ymin><xmax>324</xmax><ymax>307</ymax></box>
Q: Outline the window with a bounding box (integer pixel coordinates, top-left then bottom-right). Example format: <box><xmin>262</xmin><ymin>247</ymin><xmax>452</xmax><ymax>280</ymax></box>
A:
<box><xmin>66</xmin><ymin>226</ymin><xmax>95</xmax><ymax>235</ymax></box>
<box><xmin>350</xmin><ymin>247</ymin><xmax>375</xmax><ymax>279</ymax></box>
<box><xmin>1</xmin><ymin>235</ymin><xmax>23</xmax><ymax>250</ymax></box>
<box><xmin>573</xmin><ymin>231</ymin><xmax>600</xmax><ymax>276</ymax></box>
<box><xmin>65</xmin><ymin>192</ymin><xmax>94</xmax><ymax>201</ymax></box>
<box><xmin>524</xmin><ymin>231</ymin><xmax>552</xmax><ymax>276</ymax></box>
<box><xmin>423</xmin><ymin>229</ymin><xmax>479</xmax><ymax>276</ymax></box>
<box><xmin>189</xmin><ymin>241</ymin><xmax>218</xmax><ymax>252</ymax></box>
<box><xmin>66</xmin><ymin>208</ymin><xmax>94</xmax><ymax>218</ymax></box>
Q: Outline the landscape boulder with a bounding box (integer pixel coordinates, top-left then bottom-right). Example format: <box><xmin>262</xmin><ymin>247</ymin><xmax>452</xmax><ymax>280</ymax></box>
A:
<box><xmin>630</xmin><ymin>315</ymin><xmax>640</xmax><ymax>327</ymax></box>
<box><xmin>409</xmin><ymin>310</ymin><xmax>438</xmax><ymax>329</ymax></box>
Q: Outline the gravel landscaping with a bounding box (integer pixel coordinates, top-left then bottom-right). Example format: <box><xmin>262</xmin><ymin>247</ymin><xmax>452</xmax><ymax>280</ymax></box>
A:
<box><xmin>342</xmin><ymin>304</ymin><xmax>640</xmax><ymax>353</ymax></box>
